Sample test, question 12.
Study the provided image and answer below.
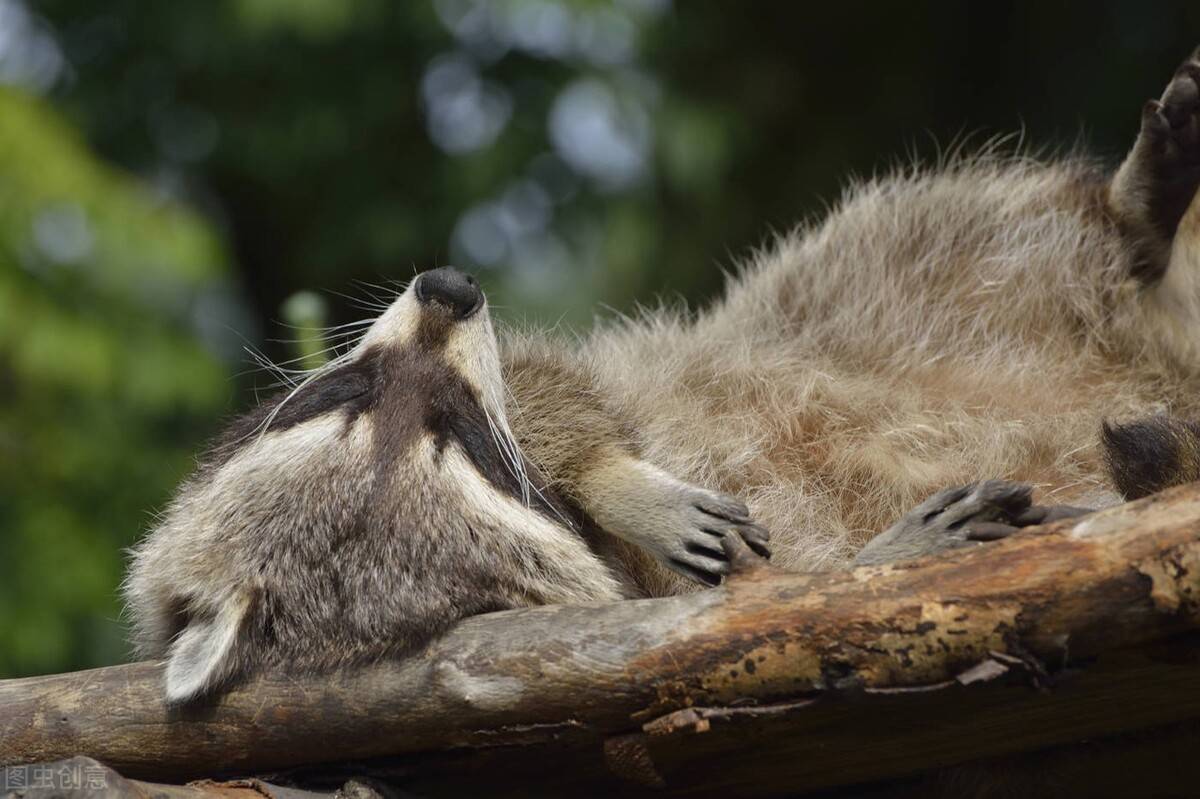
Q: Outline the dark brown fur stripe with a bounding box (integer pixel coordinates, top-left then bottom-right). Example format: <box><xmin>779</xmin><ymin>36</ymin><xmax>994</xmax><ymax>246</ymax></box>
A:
<box><xmin>369</xmin><ymin>338</ymin><xmax>576</xmax><ymax>527</ymax></box>
<box><xmin>201</xmin><ymin>348</ymin><xmax>381</xmax><ymax>469</ymax></box>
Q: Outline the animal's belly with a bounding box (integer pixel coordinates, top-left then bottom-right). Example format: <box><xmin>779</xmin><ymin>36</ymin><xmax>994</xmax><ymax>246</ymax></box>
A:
<box><xmin>710</xmin><ymin>359</ymin><xmax>1151</xmax><ymax>569</ymax></box>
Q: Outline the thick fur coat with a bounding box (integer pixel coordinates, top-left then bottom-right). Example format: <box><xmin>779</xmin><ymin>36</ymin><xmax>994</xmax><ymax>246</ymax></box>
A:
<box><xmin>126</xmin><ymin>49</ymin><xmax>1200</xmax><ymax>701</ymax></box>
<box><xmin>508</xmin><ymin>148</ymin><xmax>1200</xmax><ymax>591</ymax></box>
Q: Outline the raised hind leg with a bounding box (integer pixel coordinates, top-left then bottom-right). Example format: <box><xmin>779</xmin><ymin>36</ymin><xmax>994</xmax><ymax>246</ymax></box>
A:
<box><xmin>1111</xmin><ymin>47</ymin><xmax>1200</xmax><ymax>282</ymax></box>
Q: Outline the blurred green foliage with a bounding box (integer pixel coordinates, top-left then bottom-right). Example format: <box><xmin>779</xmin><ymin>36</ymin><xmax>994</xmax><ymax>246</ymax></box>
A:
<box><xmin>0</xmin><ymin>86</ymin><xmax>232</xmax><ymax>674</ymax></box>
<box><xmin>2</xmin><ymin>1</ymin><xmax>1200</xmax><ymax>676</ymax></box>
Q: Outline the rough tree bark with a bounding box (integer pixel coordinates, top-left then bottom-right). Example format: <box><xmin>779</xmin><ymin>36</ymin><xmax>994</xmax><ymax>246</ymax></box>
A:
<box><xmin>3</xmin><ymin>484</ymin><xmax>1200</xmax><ymax>797</ymax></box>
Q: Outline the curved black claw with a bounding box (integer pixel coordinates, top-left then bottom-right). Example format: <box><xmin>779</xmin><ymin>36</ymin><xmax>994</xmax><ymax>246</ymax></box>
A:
<box><xmin>720</xmin><ymin>527</ymin><xmax>772</xmax><ymax>576</ymax></box>
<box><xmin>1012</xmin><ymin>503</ymin><xmax>1094</xmax><ymax>527</ymax></box>
<box><xmin>655</xmin><ymin>486</ymin><xmax>771</xmax><ymax>587</ymax></box>
<box><xmin>694</xmin><ymin>492</ymin><xmax>772</xmax><ymax>561</ymax></box>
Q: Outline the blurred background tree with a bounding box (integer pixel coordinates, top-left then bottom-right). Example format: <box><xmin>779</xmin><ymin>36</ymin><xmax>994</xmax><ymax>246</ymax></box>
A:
<box><xmin>1</xmin><ymin>0</ymin><xmax>1197</xmax><ymax>677</ymax></box>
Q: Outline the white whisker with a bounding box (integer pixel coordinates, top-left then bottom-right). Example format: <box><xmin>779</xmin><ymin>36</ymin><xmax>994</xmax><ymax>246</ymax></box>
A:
<box><xmin>251</xmin><ymin>348</ymin><xmax>360</xmax><ymax>444</ymax></box>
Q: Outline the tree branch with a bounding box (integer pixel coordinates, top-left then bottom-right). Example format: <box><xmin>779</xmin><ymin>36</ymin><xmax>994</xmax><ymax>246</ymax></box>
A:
<box><xmin>3</xmin><ymin>485</ymin><xmax>1200</xmax><ymax>796</ymax></box>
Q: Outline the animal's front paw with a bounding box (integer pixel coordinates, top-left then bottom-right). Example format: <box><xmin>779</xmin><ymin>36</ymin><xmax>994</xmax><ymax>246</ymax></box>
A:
<box><xmin>581</xmin><ymin>456</ymin><xmax>769</xmax><ymax>587</ymax></box>
<box><xmin>853</xmin><ymin>480</ymin><xmax>1092</xmax><ymax>566</ymax></box>
<box><xmin>662</xmin><ymin>485</ymin><xmax>771</xmax><ymax>586</ymax></box>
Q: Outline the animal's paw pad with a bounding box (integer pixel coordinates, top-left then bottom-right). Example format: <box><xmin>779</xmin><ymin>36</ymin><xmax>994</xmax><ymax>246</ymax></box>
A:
<box><xmin>1145</xmin><ymin>55</ymin><xmax>1199</xmax><ymax>159</ymax></box>
<box><xmin>1139</xmin><ymin>48</ymin><xmax>1200</xmax><ymax>237</ymax></box>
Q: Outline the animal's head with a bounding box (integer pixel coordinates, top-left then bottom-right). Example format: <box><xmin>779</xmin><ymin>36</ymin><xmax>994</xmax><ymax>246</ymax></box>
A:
<box><xmin>125</xmin><ymin>267</ymin><xmax>581</xmax><ymax>702</ymax></box>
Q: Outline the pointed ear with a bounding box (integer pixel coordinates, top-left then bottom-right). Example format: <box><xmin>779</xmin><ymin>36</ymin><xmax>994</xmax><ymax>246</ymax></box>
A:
<box><xmin>164</xmin><ymin>587</ymin><xmax>256</xmax><ymax>703</ymax></box>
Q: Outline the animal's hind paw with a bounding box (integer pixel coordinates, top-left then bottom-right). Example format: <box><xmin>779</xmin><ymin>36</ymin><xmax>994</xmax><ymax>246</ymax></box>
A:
<box><xmin>1136</xmin><ymin>47</ymin><xmax>1200</xmax><ymax>241</ymax></box>
<box><xmin>853</xmin><ymin>480</ymin><xmax>1092</xmax><ymax>566</ymax></box>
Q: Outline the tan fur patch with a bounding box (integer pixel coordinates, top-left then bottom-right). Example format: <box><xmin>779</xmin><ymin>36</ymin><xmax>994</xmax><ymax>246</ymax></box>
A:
<box><xmin>505</xmin><ymin>154</ymin><xmax>1200</xmax><ymax>576</ymax></box>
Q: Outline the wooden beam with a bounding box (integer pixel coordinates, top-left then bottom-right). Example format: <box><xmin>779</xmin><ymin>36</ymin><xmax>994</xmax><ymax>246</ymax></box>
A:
<box><xmin>3</xmin><ymin>484</ymin><xmax>1200</xmax><ymax>796</ymax></box>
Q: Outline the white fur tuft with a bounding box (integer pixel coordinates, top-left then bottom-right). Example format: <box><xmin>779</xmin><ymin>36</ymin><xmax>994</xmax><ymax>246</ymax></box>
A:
<box><xmin>164</xmin><ymin>588</ymin><xmax>253</xmax><ymax>703</ymax></box>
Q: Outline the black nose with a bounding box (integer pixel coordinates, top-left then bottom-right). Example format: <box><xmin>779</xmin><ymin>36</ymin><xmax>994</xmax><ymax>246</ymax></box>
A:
<box><xmin>414</xmin><ymin>267</ymin><xmax>483</xmax><ymax>319</ymax></box>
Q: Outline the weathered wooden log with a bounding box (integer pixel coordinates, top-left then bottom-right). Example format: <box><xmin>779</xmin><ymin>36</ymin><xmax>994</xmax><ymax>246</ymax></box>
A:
<box><xmin>3</xmin><ymin>484</ymin><xmax>1200</xmax><ymax>796</ymax></box>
